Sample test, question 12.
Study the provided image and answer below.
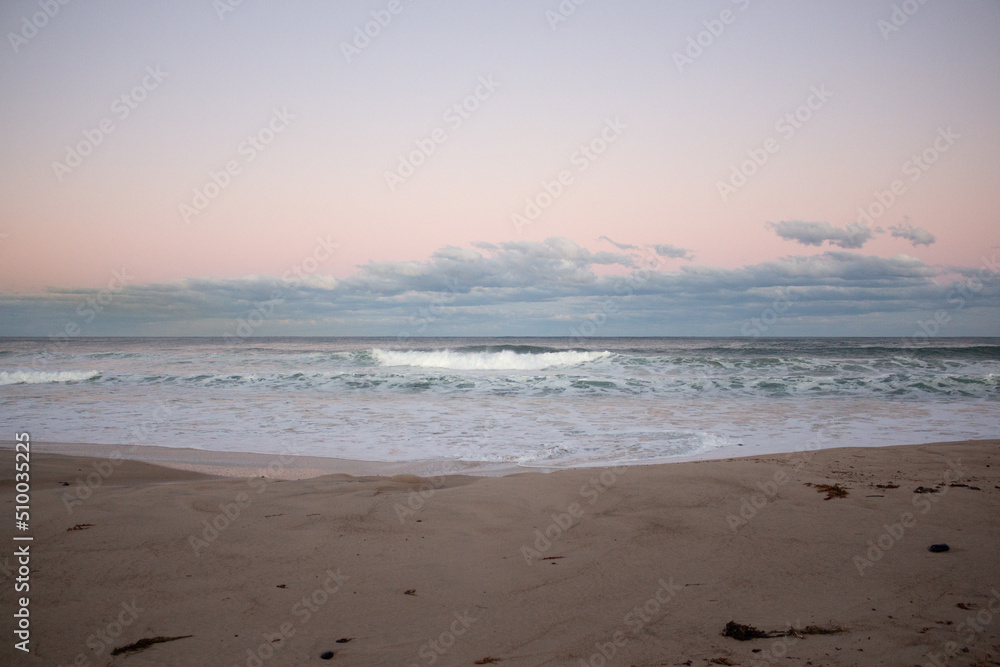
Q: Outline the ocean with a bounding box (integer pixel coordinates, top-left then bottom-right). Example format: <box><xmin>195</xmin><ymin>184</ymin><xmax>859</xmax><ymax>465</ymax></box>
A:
<box><xmin>1</xmin><ymin>337</ymin><xmax>997</xmax><ymax>470</ymax></box>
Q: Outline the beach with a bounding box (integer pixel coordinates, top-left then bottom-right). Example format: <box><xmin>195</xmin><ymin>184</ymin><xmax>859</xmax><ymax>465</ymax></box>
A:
<box><xmin>4</xmin><ymin>1</ymin><xmax>999</xmax><ymax>664</ymax></box>
<box><xmin>2</xmin><ymin>439</ymin><xmax>998</xmax><ymax>666</ymax></box>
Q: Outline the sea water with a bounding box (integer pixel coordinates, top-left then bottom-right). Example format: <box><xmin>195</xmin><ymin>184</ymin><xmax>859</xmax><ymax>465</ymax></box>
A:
<box><xmin>1</xmin><ymin>337</ymin><xmax>997</xmax><ymax>468</ymax></box>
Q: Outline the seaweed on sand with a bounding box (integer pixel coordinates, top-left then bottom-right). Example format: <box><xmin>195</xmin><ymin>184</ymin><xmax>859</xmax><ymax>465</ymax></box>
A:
<box><xmin>722</xmin><ymin>621</ymin><xmax>845</xmax><ymax>641</ymax></box>
<box><xmin>111</xmin><ymin>635</ymin><xmax>193</xmax><ymax>656</ymax></box>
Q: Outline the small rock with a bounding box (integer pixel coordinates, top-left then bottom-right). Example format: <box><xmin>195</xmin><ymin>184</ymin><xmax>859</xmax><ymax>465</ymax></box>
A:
<box><xmin>320</xmin><ymin>650</ymin><xmax>334</xmax><ymax>660</ymax></box>
<box><xmin>928</xmin><ymin>544</ymin><xmax>950</xmax><ymax>553</ymax></box>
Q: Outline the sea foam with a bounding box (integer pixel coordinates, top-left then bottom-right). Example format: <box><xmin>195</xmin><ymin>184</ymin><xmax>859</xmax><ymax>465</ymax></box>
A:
<box><xmin>0</xmin><ymin>370</ymin><xmax>101</xmax><ymax>385</ymax></box>
<box><xmin>371</xmin><ymin>348</ymin><xmax>609</xmax><ymax>371</ymax></box>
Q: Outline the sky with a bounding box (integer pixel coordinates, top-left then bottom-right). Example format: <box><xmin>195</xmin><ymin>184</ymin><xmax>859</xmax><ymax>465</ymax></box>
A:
<box><xmin>1</xmin><ymin>0</ymin><xmax>998</xmax><ymax>337</ymax></box>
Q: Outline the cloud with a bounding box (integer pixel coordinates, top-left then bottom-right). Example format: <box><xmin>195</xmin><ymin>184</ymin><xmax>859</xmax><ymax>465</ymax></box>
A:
<box><xmin>597</xmin><ymin>235</ymin><xmax>638</xmax><ymax>250</ymax></box>
<box><xmin>889</xmin><ymin>224</ymin><xmax>936</xmax><ymax>246</ymax></box>
<box><xmin>1</xmin><ymin>239</ymin><xmax>996</xmax><ymax>336</ymax></box>
<box><xmin>652</xmin><ymin>244</ymin><xmax>694</xmax><ymax>260</ymax></box>
<box><xmin>769</xmin><ymin>220</ymin><xmax>877</xmax><ymax>249</ymax></box>
<box><xmin>346</xmin><ymin>237</ymin><xmax>634</xmax><ymax>296</ymax></box>
<box><xmin>599</xmin><ymin>236</ymin><xmax>694</xmax><ymax>260</ymax></box>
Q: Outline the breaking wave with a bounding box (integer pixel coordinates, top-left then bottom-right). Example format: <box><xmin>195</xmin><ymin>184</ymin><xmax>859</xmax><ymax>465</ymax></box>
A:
<box><xmin>0</xmin><ymin>370</ymin><xmax>101</xmax><ymax>385</ymax></box>
<box><xmin>371</xmin><ymin>348</ymin><xmax>610</xmax><ymax>371</ymax></box>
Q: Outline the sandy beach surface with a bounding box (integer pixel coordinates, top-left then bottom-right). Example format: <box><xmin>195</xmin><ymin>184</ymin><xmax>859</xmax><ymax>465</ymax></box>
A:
<box><xmin>1</xmin><ymin>440</ymin><xmax>998</xmax><ymax>666</ymax></box>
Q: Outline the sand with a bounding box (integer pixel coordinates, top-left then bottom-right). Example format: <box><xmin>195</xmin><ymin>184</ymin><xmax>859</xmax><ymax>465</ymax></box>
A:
<box><xmin>1</xmin><ymin>440</ymin><xmax>998</xmax><ymax>666</ymax></box>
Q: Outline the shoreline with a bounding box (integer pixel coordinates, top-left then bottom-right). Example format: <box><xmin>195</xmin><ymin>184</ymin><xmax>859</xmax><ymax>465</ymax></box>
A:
<box><xmin>0</xmin><ymin>440</ymin><xmax>532</xmax><ymax>479</ymax></box>
<box><xmin>4</xmin><ymin>437</ymin><xmax>999</xmax><ymax>480</ymax></box>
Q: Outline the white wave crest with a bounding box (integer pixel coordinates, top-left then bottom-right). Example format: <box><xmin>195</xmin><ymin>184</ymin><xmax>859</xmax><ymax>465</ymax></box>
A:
<box><xmin>372</xmin><ymin>349</ymin><xmax>609</xmax><ymax>371</ymax></box>
<box><xmin>0</xmin><ymin>370</ymin><xmax>101</xmax><ymax>386</ymax></box>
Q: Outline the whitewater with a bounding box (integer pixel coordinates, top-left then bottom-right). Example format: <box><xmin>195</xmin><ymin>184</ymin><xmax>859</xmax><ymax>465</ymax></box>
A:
<box><xmin>1</xmin><ymin>337</ymin><xmax>997</xmax><ymax>469</ymax></box>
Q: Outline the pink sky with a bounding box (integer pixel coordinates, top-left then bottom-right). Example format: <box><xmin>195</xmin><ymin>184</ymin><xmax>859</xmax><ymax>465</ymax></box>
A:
<box><xmin>1</xmin><ymin>1</ymin><xmax>998</xmax><ymax>335</ymax></box>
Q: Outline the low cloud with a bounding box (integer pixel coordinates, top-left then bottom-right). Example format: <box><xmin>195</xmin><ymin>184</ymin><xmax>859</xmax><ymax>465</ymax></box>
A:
<box><xmin>1</xmin><ymin>238</ymin><xmax>996</xmax><ymax>336</ymax></box>
<box><xmin>769</xmin><ymin>220</ymin><xmax>877</xmax><ymax>249</ymax></box>
<box><xmin>652</xmin><ymin>244</ymin><xmax>694</xmax><ymax>260</ymax></box>
<box><xmin>598</xmin><ymin>235</ymin><xmax>638</xmax><ymax>251</ymax></box>
<box><xmin>599</xmin><ymin>236</ymin><xmax>693</xmax><ymax>260</ymax></box>
<box><xmin>890</xmin><ymin>224</ymin><xmax>936</xmax><ymax>246</ymax></box>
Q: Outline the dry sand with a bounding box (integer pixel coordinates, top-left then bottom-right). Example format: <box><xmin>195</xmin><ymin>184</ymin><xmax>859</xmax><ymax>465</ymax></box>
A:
<box><xmin>1</xmin><ymin>440</ymin><xmax>998</xmax><ymax>666</ymax></box>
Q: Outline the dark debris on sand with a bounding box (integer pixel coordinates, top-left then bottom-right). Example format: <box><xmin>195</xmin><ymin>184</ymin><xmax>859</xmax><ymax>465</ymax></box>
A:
<box><xmin>110</xmin><ymin>635</ymin><xmax>193</xmax><ymax>656</ymax></box>
<box><xmin>804</xmin><ymin>483</ymin><xmax>849</xmax><ymax>499</ymax></box>
<box><xmin>722</xmin><ymin>621</ymin><xmax>845</xmax><ymax>641</ymax></box>
<box><xmin>67</xmin><ymin>523</ymin><xmax>94</xmax><ymax>531</ymax></box>
<box><xmin>722</xmin><ymin>622</ymin><xmax>779</xmax><ymax>641</ymax></box>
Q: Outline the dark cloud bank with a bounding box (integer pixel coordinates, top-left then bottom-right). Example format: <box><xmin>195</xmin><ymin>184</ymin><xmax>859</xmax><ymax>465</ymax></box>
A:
<box><xmin>1</xmin><ymin>237</ymin><xmax>996</xmax><ymax>337</ymax></box>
